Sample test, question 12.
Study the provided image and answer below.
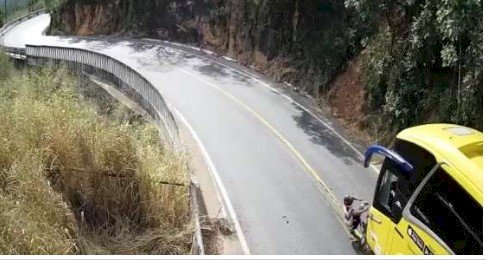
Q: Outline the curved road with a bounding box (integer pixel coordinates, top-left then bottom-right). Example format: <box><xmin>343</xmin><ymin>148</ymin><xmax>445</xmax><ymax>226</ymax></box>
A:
<box><xmin>1</xmin><ymin>14</ymin><xmax>378</xmax><ymax>255</ymax></box>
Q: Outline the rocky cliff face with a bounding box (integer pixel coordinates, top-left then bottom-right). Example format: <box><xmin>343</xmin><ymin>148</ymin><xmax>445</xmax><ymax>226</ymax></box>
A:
<box><xmin>51</xmin><ymin>0</ymin><xmax>365</xmax><ymax>98</ymax></box>
<box><xmin>51</xmin><ymin>0</ymin><xmax>123</xmax><ymax>35</ymax></box>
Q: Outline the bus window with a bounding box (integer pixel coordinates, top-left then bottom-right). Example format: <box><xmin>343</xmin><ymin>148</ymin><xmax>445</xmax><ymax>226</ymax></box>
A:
<box><xmin>373</xmin><ymin>139</ymin><xmax>437</xmax><ymax>223</ymax></box>
<box><xmin>374</xmin><ymin>159</ymin><xmax>403</xmax><ymax>223</ymax></box>
<box><xmin>410</xmin><ymin>167</ymin><xmax>483</xmax><ymax>254</ymax></box>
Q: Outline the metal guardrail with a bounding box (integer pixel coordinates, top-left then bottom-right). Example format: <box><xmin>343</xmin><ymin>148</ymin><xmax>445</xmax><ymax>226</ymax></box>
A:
<box><xmin>0</xmin><ymin>9</ymin><xmax>45</xmax><ymax>37</ymax></box>
<box><xmin>4</xmin><ymin>46</ymin><xmax>26</xmax><ymax>59</ymax></box>
<box><xmin>4</xmin><ymin>46</ymin><xmax>25</xmax><ymax>54</ymax></box>
<box><xmin>25</xmin><ymin>44</ymin><xmax>180</xmax><ymax>148</ymax></box>
<box><xmin>190</xmin><ymin>180</ymin><xmax>205</xmax><ymax>255</ymax></box>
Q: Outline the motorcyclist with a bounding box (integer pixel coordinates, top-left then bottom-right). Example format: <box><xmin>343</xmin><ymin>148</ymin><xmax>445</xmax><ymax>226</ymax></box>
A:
<box><xmin>343</xmin><ymin>195</ymin><xmax>359</xmax><ymax>229</ymax></box>
<box><xmin>343</xmin><ymin>195</ymin><xmax>369</xmax><ymax>232</ymax></box>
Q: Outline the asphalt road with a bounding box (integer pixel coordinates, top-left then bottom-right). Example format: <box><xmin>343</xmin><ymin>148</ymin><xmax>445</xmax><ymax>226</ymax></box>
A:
<box><xmin>1</xmin><ymin>14</ymin><xmax>378</xmax><ymax>255</ymax></box>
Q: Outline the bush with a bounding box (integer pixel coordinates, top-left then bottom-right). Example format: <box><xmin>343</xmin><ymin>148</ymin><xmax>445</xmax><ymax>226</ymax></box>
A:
<box><xmin>350</xmin><ymin>0</ymin><xmax>482</xmax><ymax>142</ymax></box>
<box><xmin>0</xmin><ymin>54</ymin><xmax>192</xmax><ymax>254</ymax></box>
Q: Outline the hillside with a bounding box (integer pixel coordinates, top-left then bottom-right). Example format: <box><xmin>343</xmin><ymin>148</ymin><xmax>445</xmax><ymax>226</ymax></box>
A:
<box><xmin>50</xmin><ymin>0</ymin><xmax>483</xmax><ymax>142</ymax></box>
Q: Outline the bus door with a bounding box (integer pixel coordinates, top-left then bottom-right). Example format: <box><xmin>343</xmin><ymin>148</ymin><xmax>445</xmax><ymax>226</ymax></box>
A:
<box><xmin>367</xmin><ymin>158</ymin><xmax>408</xmax><ymax>254</ymax></box>
<box><xmin>386</xmin><ymin>163</ymin><xmax>442</xmax><ymax>254</ymax></box>
<box><xmin>364</xmin><ymin>141</ymin><xmax>436</xmax><ymax>254</ymax></box>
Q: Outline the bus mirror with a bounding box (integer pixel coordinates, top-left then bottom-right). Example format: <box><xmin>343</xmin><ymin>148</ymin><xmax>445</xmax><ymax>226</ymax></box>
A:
<box><xmin>391</xmin><ymin>200</ymin><xmax>403</xmax><ymax>221</ymax></box>
<box><xmin>364</xmin><ymin>145</ymin><xmax>414</xmax><ymax>174</ymax></box>
<box><xmin>369</xmin><ymin>153</ymin><xmax>385</xmax><ymax>165</ymax></box>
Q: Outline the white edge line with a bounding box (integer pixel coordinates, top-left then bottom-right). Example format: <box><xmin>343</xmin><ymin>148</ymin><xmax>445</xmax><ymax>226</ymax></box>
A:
<box><xmin>269</xmin><ymin>87</ymin><xmax>381</xmax><ymax>175</ymax></box>
<box><xmin>142</xmin><ymin>38</ymin><xmax>380</xmax><ymax>176</ymax></box>
<box><xmin>171</xmin><ymin>107</ymin><xmax>251</xmax><ymax>255</ymax></box>
<box><xmin>222</xmin><ymin>56</ymin><xmax>236</xmax><ymax>62</ymax></box>
<box><xmin>90</xmin><ymin>36</ymin><xmax>376</xmax><ymax>176</ymax></box>
<box><xmin>164</xmin><ymin>45</ymin><xmax>381</xmax><ymax>175</ymax></box>
<box><xmin>169</xmin><ymin>103</ymin><xmax>227</xmax><ymax>219</ymax></box>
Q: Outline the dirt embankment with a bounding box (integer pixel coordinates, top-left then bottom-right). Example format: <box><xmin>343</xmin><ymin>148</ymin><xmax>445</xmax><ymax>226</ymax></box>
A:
<box><xmin>51</xmin><ymin>1</ymin><xmax>123</xmax><ymax>36</ymax></box>
<box><xmin>325</xmin><ymin>55</ymin><xmax>372</xmax><ymax>143</ymax></box>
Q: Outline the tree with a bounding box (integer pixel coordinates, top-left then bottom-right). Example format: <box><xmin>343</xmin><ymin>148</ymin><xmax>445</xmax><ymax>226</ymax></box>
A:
<box><xmin>346</xmin><ymin>0</ymin><xmax>482</xmax><ymax>136</ymax></box>
<box><xmin>0</xmin><ymin>9</ymin><xmax>4</xmax><ymax>27</ymax></box>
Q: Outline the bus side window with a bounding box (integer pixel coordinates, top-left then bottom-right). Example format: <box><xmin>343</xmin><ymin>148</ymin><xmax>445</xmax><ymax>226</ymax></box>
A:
<box><xmin>374</xmin><ymin>159</ymin><xmax>406</xmax><ymax>223</ymax></box>
<box><xmin>410</xmin><ymin>168</ymin><xmax>483</xmax><ymax>254</ymax></box>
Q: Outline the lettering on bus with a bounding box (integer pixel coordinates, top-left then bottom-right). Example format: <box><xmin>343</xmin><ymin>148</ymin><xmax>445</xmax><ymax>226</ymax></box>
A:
<box><xmin>408</xmin><ymin>225</ymin><xmax>434</xmax><ymax>255</ymax></box>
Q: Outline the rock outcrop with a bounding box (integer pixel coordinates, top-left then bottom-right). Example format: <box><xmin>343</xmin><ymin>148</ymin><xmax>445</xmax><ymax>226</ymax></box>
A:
<box><xmin>51</xmin><ymin>0</ymin><xmax>364</xmax><ymax>99</ymax></box>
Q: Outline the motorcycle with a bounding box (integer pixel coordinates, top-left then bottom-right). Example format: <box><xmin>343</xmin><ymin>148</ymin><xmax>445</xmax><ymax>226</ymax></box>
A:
<box><xmin>343</xmin><ymin>195</ymin><xmax>371</xmax><ymax>253</ymax></box>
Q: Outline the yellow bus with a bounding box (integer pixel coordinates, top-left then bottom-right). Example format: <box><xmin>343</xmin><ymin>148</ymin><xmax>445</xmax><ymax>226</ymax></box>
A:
<box><xmin>363</xmin><ymin>124</ymin><xmax>482</xmax><ymax>255</ymax></box>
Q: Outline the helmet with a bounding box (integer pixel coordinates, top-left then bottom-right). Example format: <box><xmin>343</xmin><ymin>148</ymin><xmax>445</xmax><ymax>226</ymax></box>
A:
<box><xmin>343</xmin><ymin>195</ymin><xmax>354</xmax><ymax>206</ymax></box>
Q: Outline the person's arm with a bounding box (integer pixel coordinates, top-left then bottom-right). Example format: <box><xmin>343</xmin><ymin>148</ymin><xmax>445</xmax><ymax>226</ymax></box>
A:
<box><xmin>344</xmin><ymin>207</ymin><xmax>355</xmax><ymax>222</ymax></box>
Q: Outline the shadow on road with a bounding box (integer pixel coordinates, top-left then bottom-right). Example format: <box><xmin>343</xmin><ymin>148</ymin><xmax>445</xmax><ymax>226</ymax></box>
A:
<box><xmin>291</xmin><ymin>102</ymin><xmax>362</xmax><ymax>165</ymax></box>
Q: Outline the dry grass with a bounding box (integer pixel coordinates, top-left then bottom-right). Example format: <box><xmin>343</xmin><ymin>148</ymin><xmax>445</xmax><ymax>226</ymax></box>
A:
<box><xmin>0</xmin><ymin>53</ymin><xmax>192</xmax><ymax>254</ymax></box>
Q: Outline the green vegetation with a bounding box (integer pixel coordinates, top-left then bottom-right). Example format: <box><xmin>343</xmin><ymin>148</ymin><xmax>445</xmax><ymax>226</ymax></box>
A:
<box><xmin>346</xmin><ymin>0</ymin><xmax>482</xmax><ymax>140</ymax></box>
<box><xmin>0</xmin><ymin>0</ymin><xmax>61</xmax><ymax>26</ymax></box>
<box><xmin>0</xmin><ymin>51</ymin><xmax>192</xmax><ymax>254</ymax></box>
<box><xmin>0</xmin><ymin>0</ymin><xmax>31</xmax><ymax>11</ymax></box>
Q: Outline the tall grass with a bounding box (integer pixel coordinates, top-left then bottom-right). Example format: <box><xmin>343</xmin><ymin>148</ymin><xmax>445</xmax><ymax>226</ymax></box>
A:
<box><xmin>0</xmin><ymin>53</ymin><xmax>192</xmax><ymax>254</ymax></box>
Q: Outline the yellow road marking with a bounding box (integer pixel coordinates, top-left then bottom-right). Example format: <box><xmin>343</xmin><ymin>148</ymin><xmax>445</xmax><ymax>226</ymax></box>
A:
<box><xmin>157</xmin><ymin>42</ymin><xmax>379</xmax><ymax>176</ymax></box>
<box><xmin>160</xmin><ymin>61</ymin><xmax>354</xmax><ymax>237</ymax></box>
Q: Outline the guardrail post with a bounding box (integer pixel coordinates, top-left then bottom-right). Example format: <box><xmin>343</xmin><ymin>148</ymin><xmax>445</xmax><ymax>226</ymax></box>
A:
<box><xmin>190</xmin><ymin>180</ymin><xmax>205</xmax><ymax>255</ymax></box>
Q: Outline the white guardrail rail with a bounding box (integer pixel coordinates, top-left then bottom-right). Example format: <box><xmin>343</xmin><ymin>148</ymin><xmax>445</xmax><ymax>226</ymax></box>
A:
<box><xmin>0</xmin><ymin>9</ymin><xmax>46</xmax><ymax>37</ymax></box>
<box><xmin>26</xmin><ymin>44</ymin><xmax>180</xmax><ymax>147</ymax></box>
